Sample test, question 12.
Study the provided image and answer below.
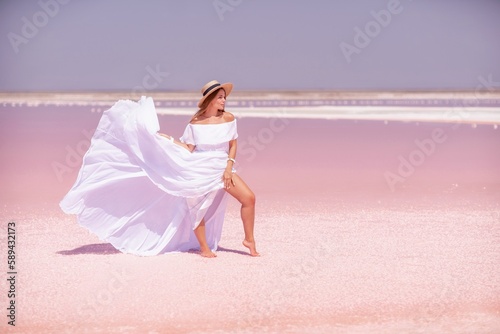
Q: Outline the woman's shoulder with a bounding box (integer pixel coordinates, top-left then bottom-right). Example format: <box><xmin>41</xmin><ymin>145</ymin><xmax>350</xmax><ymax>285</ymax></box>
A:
<box><xmin>222</xmin><ymin>111</ymin><xmax>235</xmax><ymax>122</ymax></box>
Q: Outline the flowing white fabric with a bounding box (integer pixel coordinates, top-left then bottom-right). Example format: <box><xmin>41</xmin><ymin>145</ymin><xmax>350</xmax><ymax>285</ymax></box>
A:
<box><xmin>60</xmin><ymin>96</ymin><xmax>238</xmax><ymax>256</ymax></box>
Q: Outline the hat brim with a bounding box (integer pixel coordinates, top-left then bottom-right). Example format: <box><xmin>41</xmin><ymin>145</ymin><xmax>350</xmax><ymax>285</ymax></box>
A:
<box><xmin>197</xmin><ymin>82</ymin><xmax>233</xmax><ymax>108</ymax></box>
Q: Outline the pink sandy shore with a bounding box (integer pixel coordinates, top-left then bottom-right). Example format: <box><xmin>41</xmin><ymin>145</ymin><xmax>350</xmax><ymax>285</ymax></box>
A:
<box><xmin>0</xmin><ymin>105</ymin><xmax>499</xmax><ymax>333</ymax></box>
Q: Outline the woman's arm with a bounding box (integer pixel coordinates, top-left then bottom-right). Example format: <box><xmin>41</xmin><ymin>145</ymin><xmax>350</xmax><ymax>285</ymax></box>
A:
<box><xmin>223</xmin><ymin>139</ymin><xmax>237</xmax><ymax>188</ymax></box>
<box><xmin>227</xmin><ymin>139</ymin><xmax>237</xmax><ymax>164</ymax></box>
<box><xmin>157</xmin><ymin>132</ymin><xmax>195</xmax><ymax>152</ymax></box>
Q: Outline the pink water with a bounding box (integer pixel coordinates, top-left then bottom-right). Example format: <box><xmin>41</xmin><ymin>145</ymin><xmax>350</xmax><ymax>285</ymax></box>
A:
<box><xmin>0</xmin><ymin>105</ymin><xmax>499</xmax><ymax>333</ymax></box>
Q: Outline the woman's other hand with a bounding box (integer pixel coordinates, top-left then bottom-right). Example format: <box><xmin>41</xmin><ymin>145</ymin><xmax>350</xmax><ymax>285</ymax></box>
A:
<box><xmin>223</xmin><ymin>169</ymin><xmax>235</xmax><ymax>189</ymax></box>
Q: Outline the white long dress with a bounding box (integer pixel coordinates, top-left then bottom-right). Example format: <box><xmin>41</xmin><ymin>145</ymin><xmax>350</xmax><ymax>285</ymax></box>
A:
<box><xmin>59</xmin><ymin>96</ymin><xmax>237</xmax><ymax>256</ymax></box>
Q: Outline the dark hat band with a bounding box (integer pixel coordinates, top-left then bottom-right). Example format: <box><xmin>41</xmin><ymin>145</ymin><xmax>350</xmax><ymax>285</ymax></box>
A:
<box><xmin>202</xmin><ymin>83</ymin><xmax>222</xmax><ymax>96</ymax></box>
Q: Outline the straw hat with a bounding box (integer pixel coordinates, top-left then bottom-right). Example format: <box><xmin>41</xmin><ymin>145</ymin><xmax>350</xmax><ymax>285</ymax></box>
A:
<box><xmin>197</xmin><ymin>80</ymin><xmax>233</xmax><ymax>108</ymax></box>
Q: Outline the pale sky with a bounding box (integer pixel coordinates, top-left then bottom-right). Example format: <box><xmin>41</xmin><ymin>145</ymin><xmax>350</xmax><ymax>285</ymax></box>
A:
<box><xmin>1</xmin><ymin>0</ymin><xmax>499</xmax><ymax>91</ymax></box>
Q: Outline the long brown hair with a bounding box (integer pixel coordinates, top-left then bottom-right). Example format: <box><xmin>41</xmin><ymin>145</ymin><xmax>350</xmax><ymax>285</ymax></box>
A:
<box><xmin>191</xmin><ymin>88</ymin><xmax>226</xmax><ymax>122</ymax></box>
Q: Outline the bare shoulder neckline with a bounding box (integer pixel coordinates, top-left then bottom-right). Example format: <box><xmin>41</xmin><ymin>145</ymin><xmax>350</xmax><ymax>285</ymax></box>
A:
<box><xmin>189</xmin><ymin>119</ymin><xmax>236</xmax><ymax>126</ymax></box>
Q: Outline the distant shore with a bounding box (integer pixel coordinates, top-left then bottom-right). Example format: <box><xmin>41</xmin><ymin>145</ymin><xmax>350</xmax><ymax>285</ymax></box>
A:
<box><xmin>1</xmin><ymin>91</ymin><xmax>499</xmax><ymax>124</ymax></box>
<box><xmin>1</xmin><ymin>90</ymin><xmax>500</xmax><ymax>103</ymax></box>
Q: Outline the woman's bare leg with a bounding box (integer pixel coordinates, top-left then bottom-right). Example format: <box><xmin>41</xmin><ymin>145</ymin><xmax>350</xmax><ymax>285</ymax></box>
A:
<box><xmin>193</xmin><ymin>219</ymin><xmax>217</xmax><ymax>258</ymax></box>
<box><xmin>225</xmin><ymin>174</ymin><xmax>259</xmax><ymax>256</ymax></box>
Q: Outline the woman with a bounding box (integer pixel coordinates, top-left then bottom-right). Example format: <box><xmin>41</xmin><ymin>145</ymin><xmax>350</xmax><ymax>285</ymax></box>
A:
<box><xmin>60</xmin><ymin>80</ymin><xmax>259</xmax><ymax>257</ymax></box>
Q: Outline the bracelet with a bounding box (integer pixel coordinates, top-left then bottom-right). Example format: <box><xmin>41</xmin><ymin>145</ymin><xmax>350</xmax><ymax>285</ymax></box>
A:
<box><xmin>227</xmin><ymin>157</ymin><xmax>236</xmax><ymax>164</ymax></box>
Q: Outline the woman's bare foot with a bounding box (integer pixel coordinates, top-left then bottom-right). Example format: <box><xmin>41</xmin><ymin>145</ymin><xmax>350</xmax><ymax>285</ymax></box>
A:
<box><xmin>200</xmin><ymin>248</ymin><xmax>217</xmax><ymax>258</ymax></box>
<box><xmin>242</xmin><ymin>239</ymin><xmax>260</xmax><ymax>257</ymax></box>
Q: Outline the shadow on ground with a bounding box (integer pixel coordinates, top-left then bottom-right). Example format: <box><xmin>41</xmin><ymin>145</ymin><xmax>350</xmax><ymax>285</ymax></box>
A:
<box><xmin>57</xmin><ymin>243</ymin><xmax>121</xmax><ymax>255</ymax></box>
